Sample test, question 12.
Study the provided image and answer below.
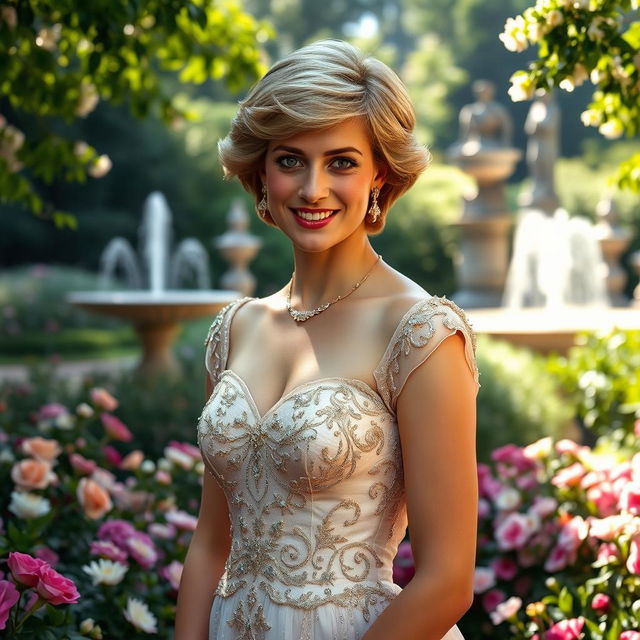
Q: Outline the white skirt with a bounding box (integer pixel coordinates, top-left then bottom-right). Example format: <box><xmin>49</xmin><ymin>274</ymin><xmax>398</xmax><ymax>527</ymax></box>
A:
<box><xmin>208</xmin><ymin>589</ymin><xmax>465</xmax><ymax>640</ymax></box>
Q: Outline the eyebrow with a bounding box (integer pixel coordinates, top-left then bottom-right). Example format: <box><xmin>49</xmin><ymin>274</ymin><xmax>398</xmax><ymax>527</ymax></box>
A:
<box><xmin>272</xmin><ymin>145</ymin><xmax>363</xmax><ymax>157</ymax></box>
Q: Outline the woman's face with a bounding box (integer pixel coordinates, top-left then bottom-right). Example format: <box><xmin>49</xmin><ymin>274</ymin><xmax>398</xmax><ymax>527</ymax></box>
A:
<box><xmin>262</xmin><ymin>117</ymin><xmax>385</xmax><ymax>253</ymax></box>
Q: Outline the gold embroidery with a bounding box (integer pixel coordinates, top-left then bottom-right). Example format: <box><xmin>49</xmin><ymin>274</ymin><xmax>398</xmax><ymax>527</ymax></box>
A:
<box><xmin>227</xmin><ymin>586</ymin><xmax>271</xmax><ymax>640</ymax></box>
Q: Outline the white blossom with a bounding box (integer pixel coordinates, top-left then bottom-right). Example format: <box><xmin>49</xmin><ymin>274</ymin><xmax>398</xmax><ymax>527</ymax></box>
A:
<box><xmin>76</xmin><ymin>82</ymin><xmax>99</xmax><ymax>117</ymax></box>
<box><xmin>599</xmin><ymin>119</ymin><xmax>624</xmax><ymax>139</ymax></box>
<box><xmin>490</xmin><ymin>596</ymin><xmax>523</xmax><ymax>625</ymax></box>
<box><xmin>508</xmin><ymin>73</ymin><xmax>536</xmax><ymax>102</ymax></box>
<box><xmin>82</xmin><ymin>559</ymin><xmax>128</xmax><ymax>586</ymax></box>
<box><xmin>499</xmin><ymin>16</ymin><xmax>529</xmax><ymax>52</ymax></box>
<box><xmin>88</xmin><ymin>154</ymin><xmax>112</xmax><ymax>178</ymax></box>
<box><xmin>580</xmin><ymin>109</ymin><xmax>602</xmax><ymax>127</ymax></box>
<box><xmin>546</xmin><ymin>9</ymin><xmax>564</xmax><ymax>28</ymax></box>
<box><xmin>124</xmin><ymin>598</ymin><xmax>158</xmax><ymax>634</ymax></box>
<box><xmin>9</xmin><ymin>491</ymin><xmax>51</xmax><ymax>519</ymax></box>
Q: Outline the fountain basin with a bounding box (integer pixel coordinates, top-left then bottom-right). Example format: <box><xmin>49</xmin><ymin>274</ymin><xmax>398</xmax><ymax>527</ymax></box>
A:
<box><xmin>68</xmin><ymin>290</ymin><xmax>240</xmax><ymax>376</ymax></box>
<box><xmin>468</xmin><ymin>306</ymin><xmax>640</xmax><ymax>355</ymax></box>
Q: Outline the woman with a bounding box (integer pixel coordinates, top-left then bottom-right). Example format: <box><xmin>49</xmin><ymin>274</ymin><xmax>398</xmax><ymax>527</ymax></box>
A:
<box><xmin>175</xmin><ymin>40</ymin><xmax>479</xmax><ymax>640</ymax></box>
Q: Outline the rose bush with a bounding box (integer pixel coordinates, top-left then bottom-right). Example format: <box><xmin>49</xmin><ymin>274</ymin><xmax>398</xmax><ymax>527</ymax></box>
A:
<box><xmin>0</xmin><ymin>382</ymin><xmax>205</xmax><ymax>638</ymax></box>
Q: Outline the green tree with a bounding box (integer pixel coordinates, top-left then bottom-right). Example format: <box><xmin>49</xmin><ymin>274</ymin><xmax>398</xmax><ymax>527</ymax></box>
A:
<box><xmin>500</xmin><ymin>0</ymin><xmax>640</xmax><ymax>191</ymax></box>
<box><xmin>0</xmin><ymin>0</ymin><xmax>270</xmax><ymax>227</ymax></box>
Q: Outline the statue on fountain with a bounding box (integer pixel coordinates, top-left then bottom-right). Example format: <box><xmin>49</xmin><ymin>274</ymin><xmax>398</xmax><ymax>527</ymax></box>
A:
<box><xmin>456</xmin><ymin>80</ymin><xmax>514</xmax><ymax>153</ymax></box>
<box><xmin>518</xmin><ymin>90</ymin><xmax>560</xmax><ymax>214</ymax></box>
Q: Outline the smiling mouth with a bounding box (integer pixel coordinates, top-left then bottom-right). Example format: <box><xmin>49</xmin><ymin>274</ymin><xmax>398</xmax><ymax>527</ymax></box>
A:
<box><xmin>292</xmin><ymin>208</ymin><xmax>338</xmax><ymax>221</ymax></box>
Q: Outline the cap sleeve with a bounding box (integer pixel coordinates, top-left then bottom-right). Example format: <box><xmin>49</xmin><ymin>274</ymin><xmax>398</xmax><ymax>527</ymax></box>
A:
<box><xmin>204</xmin><ymin>297</ymin><xmax>251</xmax><ymax>387</ymax></box>
<box><xmin>373</xmin><ymin>296</ymin><xmax>480</xmax><ymax>414</ymax></box>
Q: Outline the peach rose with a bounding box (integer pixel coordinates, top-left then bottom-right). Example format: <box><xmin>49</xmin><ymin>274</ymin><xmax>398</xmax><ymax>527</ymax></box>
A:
<box><xmin>90</xmin><ymin>387</ymin><xmax>118</xmax><ymax>412</ymax></box>
<box><xmin>77</xmin><ymin>478</ymin><xmax>112</xmax><ymax>520</ymax></box>
<box><xmin>120</xmin><ymin>450</ymin><xmax>144</xmax><ymax>470</ymax></box>
<box><xmin>21</xmin><ymin>437</ymin><xmax>61</xmax><ymax>461</ymax></box>
<box><xmin>11</xmin><ymin>459</ymin><xmax>56</xmax><ymax>490</ymax></box>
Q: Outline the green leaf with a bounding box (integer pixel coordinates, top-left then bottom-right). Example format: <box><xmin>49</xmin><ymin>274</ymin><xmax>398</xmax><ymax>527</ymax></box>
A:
<box><xmin>558</xmin><ymin>587</ymin><xmax>574</xmax><ymax>615</ymax></box>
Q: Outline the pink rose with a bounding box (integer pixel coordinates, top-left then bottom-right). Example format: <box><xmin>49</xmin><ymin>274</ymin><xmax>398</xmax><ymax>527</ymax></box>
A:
<box><xmin>69</xmin><ymin>453</ymin><xmax>97</xmax><ymax>475</ymax></box>
<box><xmin>596</xmin><ymin>542</ymin><xmax>619</xmax><ymax>564</ymax></box>
<box><xmin>35</xmin><ymin>547</ymin><xmax>59</xmax><ymax>566</ymax></box>
<box><xmin>167</xmin><ymin>441</ymin><xmax>202</xmax><ymax>460</ymax></box>
<box><xmin>148</xmin><ymin>522</ymin><xmax>177</xmax><ymax>540</ymax></box>
<box><xmin>126</xmin><ymin>531</ymin><xmax>157</xmax><ymax>569</ymax></box>
<box><xmin>8</xmin><ymin>552</ymin><xmax>48</xmax><ymax>587</ymax></box>
<box><xmin>160</xmin><ymin>560</ymin><xmax>183</xmax><ymax>591</ymax></box>
<box><xmin>102</xmin><ymin>445</ymin><xmax>123</xmax><ymax>467</ymax></box>
<box><xmin>98</xmin><ymin>519</ymin><xmax>136</xmax><ymax>548</ymax></box>
<box><xmin>545</xmin><ymin>617</ymin><xmax>584</xmax><ymax>640</ymax></box>
<box><xmin>551</xmin><ymin>462</ymin><xmax>586</xmax><ymax>488</ymax></box>
<box><xmin>90</xmin><ymin>387</ymin><xmax>119</xmax><ymax>412</ymax></box>
<box><xmin>90</xmin><ymin>540</ymin><xmax>128</xmax><ymax>563</ymax></box>
<box><xmin>495</xmin><ymin>513</ymin><xmax>533</xmax><ymax>550</ymax></box>
<box><xmin>529</xmin><ymin>496</ymin><xmax>558</xmax><ymax>519</ymax></box>
<box><xmin>11</xmin><ymin>458</ymin><xmax>56</xmax><ymax>490</ymax></box>
<box><xmin>392</xmin><ymin>540</ymin><xmax>415</xmax><ymax>587</ymax></box>
<box><xmin>627</xmin><ymin>536</ymin><xmax>640</xmax><ymax>575</ymax></box>
<box><xmin>620</xmin><ymin>481</ymin><xmax>640</xmax><ymax>515</ymax></box>
<box><xmin>490</xmin><ymin>596</ymin><xmax>522</xmax><ymax>625</ymax></box>
<box><xmin>77</xmin><ymin>478</ymin><xmax>113</xmax><ymax>520</ymax></box>
<box><xmin>473</xmin><ymin>567</ymin><xmax>496</xmax><ymax>593</ymax></box>
<box><xmin>490</xmin><ymin>556</ymin><xmax>518</xmax><ymax>581</ymax></box>
<box><xmin>478</xmin><ymin>464</ymin><xmax>503</xmax><ymax>499</ymax></box>
<box><xmin>591</xmin><ymin>593</ymin><xmax>610</xmax><ymax>613</ymax></box>
<box><xmin>544</xmin><ymin>543</ymin><xmax>573</xmax><ymax>572</ymax></box>
<box><xmin>0</xmin><ymin>579</ymin><xmax>20</xmax><ymax>631</ymax></box>
<box><xmin>481</xmin><ymin>588</ymin><xmax>505</xmax><ymax>612</ymax></box>
<box><xmin>165</xmin><ymin>509</ymin><xmax>198</xmax><ymax>532</ymax></box>
<box><xmin>35</xmin><ymin>565</ymin><xmax>80</xmax><ymax>605</ymax></box>
<box><xmin>555</xmin><ymin>439</ymin><xmax>582</xmax><ymax>456</ymax></box>
<box><xmin>587</xmin><ymin>483</ymin><xmax>618</xmax><ymax>517</ymax></box>
<box><xmin>621</xmin><ymin>632</ymin><xmax>640</xmax><ymax>640</ymax></box>
<box><xmin>21</xmin><ymin>437</ymin><xmax>61</xmax><ymax>461</ymax></box>
<box><xmin>100</xmin><ymin>413</ymin><xmax>132</xmax><ymax>442</ymax></box>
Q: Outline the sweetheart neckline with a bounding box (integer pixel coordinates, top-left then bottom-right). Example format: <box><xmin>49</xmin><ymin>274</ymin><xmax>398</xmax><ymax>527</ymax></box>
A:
<box><xmin>220</xmin><ymin>369</ymin><xmax>387</xmax><ymax>422</ymax></box>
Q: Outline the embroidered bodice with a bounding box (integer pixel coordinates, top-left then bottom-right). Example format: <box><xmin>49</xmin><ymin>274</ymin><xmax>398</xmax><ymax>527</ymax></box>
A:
<box><xmin>196</xmin><ymin>296</ymin><xmax>479</xmax><ymax>634</ymax></box>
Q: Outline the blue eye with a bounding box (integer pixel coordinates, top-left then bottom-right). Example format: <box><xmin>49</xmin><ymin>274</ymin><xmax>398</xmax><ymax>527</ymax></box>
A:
<box><xmin>331</xmin><ymin>157</ymin><xmax>357</xmax><ymax>169</ymax></box>
<box><xmin>276</xmin><ymin>156</ymin><xmax>301</xmax><ymax>169</ymax></box>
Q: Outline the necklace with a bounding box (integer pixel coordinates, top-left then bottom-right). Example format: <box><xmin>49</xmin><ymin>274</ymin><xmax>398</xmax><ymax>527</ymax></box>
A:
<box><xmin>286</xmin><ymin>254</ymin><xmax>381</xmax><ymax>322</ymax></box>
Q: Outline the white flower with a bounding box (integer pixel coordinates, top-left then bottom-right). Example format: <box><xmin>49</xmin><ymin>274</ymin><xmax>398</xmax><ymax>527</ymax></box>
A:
<box><xmin>88</xmin><ymin>154</ymin><xmax>112</xmax><ymax>178</ymax></box>
<box><xmin>546</xmin><ymin>9</ymin><xmax>564</xmax><ymax>28</ymax></box>
<box><xmin>473</xmin><ymin>566</ymin><xmax>496</xmax><ymax>593</ymax></box>
<box><xmin>9</xmin><ymin>491</ymin><xmax>51</xmax><ymax>519</ymax></box>
<box><xmin>599</xmin><ymin>119</ymin><xmax>625</xmax><ymax>139</ymax></box>
<box><xmin>194</xmin><ymin>461</ymin><xmax>205</xmax><ymax>475</ymax></box>
<box><xmin>495</xmin><ymin>487</ymin><xmax>521</xmax><ymax>511</ymax></box>
<box><xmin>490</xmin><ymin>596</ymin><xmax>522</xmax><ymax>625</ymax></box>
<box><xmin>523</xmin><ymin>436</ymin><xmax>553</xmax><ymax>459</ymax></box>
<box><xmin>76</xmin><ymin>82</ymin><xmax>99</xmax><ymax>117</ymax></box>
<box><xmin>82</xmin><ymin>559</ymin><xmax>128</xmax><ymax>586</ymax></box>
<box><xmin>76</xmin><ymin>402</ymin><xmax>94</xmax><ymax>417</ymax></box>
<box><xmin>508</xmin><ymin>73</ymin><xmax>536</xmax><ymax>102</ymax></box>
<box><xmin>124</xmin><ymin>598</ymin><xmax>158</xmax><ymax>634</ymax></box>
<box><xmin>581</xmin><ymin>109</ymin><xmax>602</xmax><ymax>127</ymax></box>
<box><xmin>573</xmin><ymin>0</ymin><xmax>589</xmax><ymax>9</ymax></box>
<box><xmin>499</xmin><ymin>16</ymin><xmax>529</xmax><ymax>52</ymax></box>
<box><xmin>164</xmin><ymin>446</ymin><xmax>193</xmax><ymax>471</ymax></box>
<box><xmin>141</xmin><ymin>460</ymin><xmax>156</xmax><ymax>474</ymax></box>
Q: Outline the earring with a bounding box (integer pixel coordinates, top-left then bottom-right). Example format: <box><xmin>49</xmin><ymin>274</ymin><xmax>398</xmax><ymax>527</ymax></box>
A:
<box><xmin>257</xmin><ymin>184</ymin><xmax>268</xmax><ymax>217</ymax></box>
<box><xmin>368</xmin><ymin>187</ymin><xmax>381</xmax><ymax>223</ymax></box>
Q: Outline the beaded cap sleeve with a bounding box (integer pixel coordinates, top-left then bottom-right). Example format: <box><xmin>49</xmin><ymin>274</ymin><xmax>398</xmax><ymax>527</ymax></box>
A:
<box><xmin>203</xmin><ymin>297</ymin><xmax>252</xmax><ymax>387</ymax></box>
<box><xmin>373</xmin><ymin>296</ymin><xmax>480</xmax><ymax>414</ymax></box>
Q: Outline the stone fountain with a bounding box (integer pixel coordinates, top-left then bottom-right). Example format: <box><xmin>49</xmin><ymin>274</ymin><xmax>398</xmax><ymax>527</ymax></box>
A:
<box><xmin>450</xmin><ymin>88</ymin><xmax>640</xmax><ymax>354</ymax></box>
<box><xmin>68</xmin><ymin>192</ymin><xmax>239</xmax><ymax>376</ymax></box>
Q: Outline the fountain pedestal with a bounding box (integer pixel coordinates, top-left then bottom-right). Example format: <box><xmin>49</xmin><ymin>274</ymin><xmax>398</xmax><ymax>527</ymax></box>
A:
<box><xmin>448</xmin><ymin>145</ymin><xmax>521</xmax><ymax>308</ymax></box>
<box><xmin>68</xmin><ymin>291</ymin><xmax>239</xmax><ymax>377</ymax></box>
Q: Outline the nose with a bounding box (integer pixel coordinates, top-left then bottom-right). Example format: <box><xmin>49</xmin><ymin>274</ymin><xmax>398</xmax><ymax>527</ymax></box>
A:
<box><xmin>298</xmin><ymin>167</ymin><xmax>329</xmax><ymax>203</ymax></box>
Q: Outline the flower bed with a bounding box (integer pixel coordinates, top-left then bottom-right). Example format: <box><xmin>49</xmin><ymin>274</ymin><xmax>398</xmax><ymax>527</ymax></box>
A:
<box><xmin>0</xmin><ymin>386</ymin><xmax>203</xmax><ymax>638</ymax></box>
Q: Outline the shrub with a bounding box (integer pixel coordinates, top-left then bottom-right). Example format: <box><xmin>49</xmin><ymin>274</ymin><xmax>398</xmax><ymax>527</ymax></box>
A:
<box><xmin>0</xmin><ymin>265</ymin><xmax>135</xmax><ymax>358</ymax></box>
<box><xmin>475</xmin><ymin>335</ymin><xmax>574</xmax><ymax>461</ymax></box>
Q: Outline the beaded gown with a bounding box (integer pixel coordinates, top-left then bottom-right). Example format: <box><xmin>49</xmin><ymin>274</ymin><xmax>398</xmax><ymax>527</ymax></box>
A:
<box><xmin>197</xmin><ymin>296</ymin><xmax>480</xmax><ymax>640</ymax></box>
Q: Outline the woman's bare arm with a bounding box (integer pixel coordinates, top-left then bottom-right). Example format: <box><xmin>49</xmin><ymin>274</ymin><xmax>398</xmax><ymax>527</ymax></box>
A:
<box><xmin>362</xmin><ymin>332</ymin><xmax>478</xmax><ymax>640</ymax></box>
<box><xmin>174</xmin><ymin>376</ymin><xmax>232</xmax><ymax>640</ymax></box>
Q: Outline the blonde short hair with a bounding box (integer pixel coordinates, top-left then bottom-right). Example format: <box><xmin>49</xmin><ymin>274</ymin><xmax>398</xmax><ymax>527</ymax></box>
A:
<box><xmin>218</xmin><ymin>39</ymin><xmax>431</xmax><ymax>233</ymax></box>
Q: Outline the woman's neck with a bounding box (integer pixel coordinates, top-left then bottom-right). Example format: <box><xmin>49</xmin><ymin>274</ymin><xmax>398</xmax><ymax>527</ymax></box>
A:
<box><xmin>289</xmin><ymin>237</ymin><xmax>379</xmax><ymax>311</ymax></box>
